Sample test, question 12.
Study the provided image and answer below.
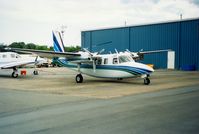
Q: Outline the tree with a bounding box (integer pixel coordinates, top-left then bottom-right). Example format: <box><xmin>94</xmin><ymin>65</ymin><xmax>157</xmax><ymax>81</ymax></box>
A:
<box><xmin>64</xmin><ymin>46</ymin><xmax>81</xmax><ymax>52</ymax></box>
<box><xmin>25</xmin><ymin>43</ymin><xmax>36</xmax><ymax>49</ymax></box>
<box><xmin>9</xmin><ymin>42</ymin><xmax>25</xmax><ymax>48</ymax></box>
<box><xmin>49</xmin><ymin>46</ymin><xmax>54</xmax><ymax>51</ymax></box>
<box><xmin>0</xmin><ymin>43</ymin><xmax>7</xmax><ymax>52</ymax></box>
<box><xmin>8</xmin><ymin>42</ymin><xmax>81</xmax><ymax>52</ymax></box>
<box><xmin>36</xmin><ymin>45</ymin><xmax>48</xmax><ymax>50</ymax></box>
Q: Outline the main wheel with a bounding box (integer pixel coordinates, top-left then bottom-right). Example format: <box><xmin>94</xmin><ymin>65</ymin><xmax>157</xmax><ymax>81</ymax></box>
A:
<box><xmin>76</xmin><ymin>74</ymin><xmax>83</xmax><ymax>83</ymax></box>
<box><xmin>12</xmin><ymin>72</ymin><xmax>18</xmax><ymax>78</ymax></box>
<box><xmin>33</xmin><ymin>70</ymin><xmax>39</xmax><ymax>75</ymax></box>
<box><xmin>144</xmin><ymin>77</ymin><xmax>150</xmax><ymax>85</ymax></box>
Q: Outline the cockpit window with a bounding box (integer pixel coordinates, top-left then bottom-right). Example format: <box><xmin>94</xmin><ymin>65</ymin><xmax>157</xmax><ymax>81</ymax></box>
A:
<box><xmin>119</xmin><ymin>55</ymin><xmax>132</xmax><ymax>63</ymax></box>
<box><xmin>10</xmin><ymin>54</ymin><xmax>15</xmax><ymax>58</ymax></box>
<box><xmin>96</xmin><ymin>59</ymin><xmax>102</xmax><ymax>65</ymax></box>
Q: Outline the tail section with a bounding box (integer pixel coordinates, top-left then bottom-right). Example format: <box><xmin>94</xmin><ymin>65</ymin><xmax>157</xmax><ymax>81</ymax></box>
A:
<box><xmin>52</xmin><ymin>31</ymin><xmax>65</xmax><ymax>52</ymax></box>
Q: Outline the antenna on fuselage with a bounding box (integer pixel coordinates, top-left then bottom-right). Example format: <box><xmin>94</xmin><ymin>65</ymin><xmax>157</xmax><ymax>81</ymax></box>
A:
<box><xmin>139</xmin><ymin>49</ymin><xmax>143</xmax><ymax>52</ymax></box>
<box><xmin>115</xmin><ymin>49</ymin><xmax>118</xmax><ymax>54</ymax></box>
<box><xmin>125</xmin><ymin>49</ymin><xmax>131</xmax><ymax>54</ymax></box>
<box><xmin>97</xmin><ymin>49</ymin><xmax>105</xmax><ymax>55</ymax></box>
<box><xmin>126</xmin><ymin>49</ymin><xmax>134</xmax><ymax>56</ymax></box>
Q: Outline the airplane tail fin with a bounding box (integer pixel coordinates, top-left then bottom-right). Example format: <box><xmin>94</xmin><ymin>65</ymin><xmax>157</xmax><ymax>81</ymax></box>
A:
<box><xmin>52</xmin><ymin>31</ymin><xmax>65</xmax><ymax>53</ymax></box>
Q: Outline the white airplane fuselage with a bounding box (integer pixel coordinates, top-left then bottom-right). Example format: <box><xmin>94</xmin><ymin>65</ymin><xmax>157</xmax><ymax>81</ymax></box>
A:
<box><xmin>75</xmin><ymin>62</ymin><xmax>153</xmax><ymax>78</ymax></box>
<box><xmin>0</xmin><ymin>52</ymin><xmax>47</xmax><ymax>69</ymax></box>
<box><xmin>56</xmin><ymin>51</ymin><xmax>154</xmax><ymax>79</ymax></box>
<box><xmin>0</xmin><ymin>52</ymin><xmax>48</xmax><ymax>78</ymax></box>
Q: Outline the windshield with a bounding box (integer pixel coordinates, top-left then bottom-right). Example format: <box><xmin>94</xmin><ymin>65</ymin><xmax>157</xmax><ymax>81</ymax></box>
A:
<box><xmin>119</xmin><ymin>55</ymin><xmax>132</xmax><ymax>63</ymax></box>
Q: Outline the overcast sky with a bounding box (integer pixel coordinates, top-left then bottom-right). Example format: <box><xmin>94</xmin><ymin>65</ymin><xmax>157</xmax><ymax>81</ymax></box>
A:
<box><xmin>0</xmin><ymin>0</ymin><xmax>199</xmax><ymax>47</ymax></box>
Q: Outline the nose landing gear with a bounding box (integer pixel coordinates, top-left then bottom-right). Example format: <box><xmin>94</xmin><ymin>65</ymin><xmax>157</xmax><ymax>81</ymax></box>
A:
<box><xmin>144</xmin><ymin>77</ymin><xmax>150</xmax><ymax>85</ymax></box>
<box><xmin>76</xmin><ymin>74</ymin><xmax>83</xmax><ymax>83</ymax></box>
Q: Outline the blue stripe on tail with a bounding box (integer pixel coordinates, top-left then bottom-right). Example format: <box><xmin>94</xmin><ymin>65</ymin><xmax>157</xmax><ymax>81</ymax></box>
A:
<box><xmin>53</xmin><ymin>31</ymin><xmax>64</xmax><ymax>52</ymax></box>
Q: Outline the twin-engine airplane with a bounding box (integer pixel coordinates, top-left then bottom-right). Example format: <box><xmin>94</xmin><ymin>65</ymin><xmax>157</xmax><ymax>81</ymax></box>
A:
<box><xmin>0</xmin><ymin>52</ymin><xmax>47</xmax><ymax>78</ymax></box>
<box><xmin>9</xmin><ymin>31</ymin><xmax>170</xmax><ymax>85</ymax></box>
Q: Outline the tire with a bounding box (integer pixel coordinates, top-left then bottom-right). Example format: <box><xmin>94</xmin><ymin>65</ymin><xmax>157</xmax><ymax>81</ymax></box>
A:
<box><xmin>33</xmin><ymin>70</ymin><xmax>39</xmax><ymax>75</ymax></box>
<box><xmin>12</xmin><ymin>72</ymin><xmax>18</xmax><ymax>78</ymax></box>
<box><xmin>76</xmin><ymin>74</ymin><xmax>83</xmax><ymax>83</ymax></box>
<box><xmin>144</xmin><ymin>77</ymin><xmax>150</xmax><ymax>85</ymax></box>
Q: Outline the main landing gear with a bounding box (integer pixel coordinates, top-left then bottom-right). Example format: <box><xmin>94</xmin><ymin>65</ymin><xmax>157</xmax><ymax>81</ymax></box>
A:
<box><xmin>12</xmin><ymin>67</ymin><xmax>18</xmax><ymax>78</ymax></box>
<box><xmin>33</xmin><ymin>70</ymin><xmax>39</xmax><ymax>75</ymax></box>
<box><xmin>76</xmin><ymin>74</ymin><xmax>83</xmax><ymax>83</ymax></box>
<box><xmin>11</xmin><ymin>67</ymin><xmax>39</xmax><ymax>78</ymax></box>
<box><xmin>144</xmin><ymin>77</ymin><xmax>150</xmax><ymax>85</ymax></box>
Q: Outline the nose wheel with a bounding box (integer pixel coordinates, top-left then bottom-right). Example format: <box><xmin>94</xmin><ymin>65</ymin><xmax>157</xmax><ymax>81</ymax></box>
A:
<box><xmin>144</xmin><ymin>77</ymin><xmax>150</xmax><ymax>85</ymax></box>
<box><xmin>76</xmin><ymin>74</ymin><xmax>83</xmax><ymax>83</ymax></box>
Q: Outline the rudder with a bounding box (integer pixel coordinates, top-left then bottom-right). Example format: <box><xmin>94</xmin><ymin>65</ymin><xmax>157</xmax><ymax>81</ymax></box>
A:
<box><xmin>53</xmin><ymin>31</ymin><xmax>65</xmax><ymax>52</ymax></box>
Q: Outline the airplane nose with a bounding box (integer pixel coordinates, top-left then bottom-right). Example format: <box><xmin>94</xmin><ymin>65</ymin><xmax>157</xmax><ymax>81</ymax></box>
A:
<box><xmin>133</xmin><ymin>62</ymin><xmax>154</xmax><ymax>73</ymax></box>
<box><xmin>146</xmin><ymin>65</ymin><xmax>154</xmax><ymax>72</ymax></box>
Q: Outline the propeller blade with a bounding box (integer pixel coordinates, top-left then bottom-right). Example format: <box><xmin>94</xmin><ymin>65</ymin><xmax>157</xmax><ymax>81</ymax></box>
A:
<box><xmin>83</xmin><ymin>48</ymin><xmax>93</xmax><ymax>56</ymax></box>
<box><xmin>93</xmin><ymin>60</ymin><xmax>96</xmax><ymax>72</ymax></box>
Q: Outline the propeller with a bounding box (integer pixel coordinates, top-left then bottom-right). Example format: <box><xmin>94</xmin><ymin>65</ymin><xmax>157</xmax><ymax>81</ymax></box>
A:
<box><xmin>96</xmin><ymin>49</ymin><xmax>105</xmax><ymax>55</ymax></box>
<box><xmin>125</xmin><ymin>49</ymin><xmax>143</xmax><ymax>61</ymax></box>
<box><xmin>83</xmin><ymin>48</ymin><xmax>93</xmax><ymax>57</ymax></box>
<box><xmin>82</xmin><ymin>48</ymin><xmax>96</xmax><ymax>72</ymax></box>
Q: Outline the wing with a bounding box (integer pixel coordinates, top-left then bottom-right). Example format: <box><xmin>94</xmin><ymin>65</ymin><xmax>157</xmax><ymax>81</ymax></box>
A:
<box><xmin>70</xmin><ymin>60</ymin><xmax>93</xmax><ymax>64</ymax></box>
<box><xmin>128</xmin><ymin>49</ymin><xmax>172</xmax><ymax>61</ymax></box>
<box><xmin>9</xmin><ymin>48</ymin><xmax>81</xmax><ymax>58</ymax></box>
<box><xmin>139</xmin><ymin>49</ymin><xmax>172</xmax><ymax>54</ymax></box>
<box><xmin>0</xmin><ymin>60</ymin><xmax>35</xmax><ymax>69</ymax></box>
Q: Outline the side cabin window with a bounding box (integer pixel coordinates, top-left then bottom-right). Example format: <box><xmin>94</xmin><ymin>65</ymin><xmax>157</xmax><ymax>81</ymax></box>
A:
<box><xmin>2</xmin><ymin>54</ymin><xmax>7</xmax><ymax>58</ymax></box>
<box><xmin>113</xmin><ymin>58</ymin><xmax>118</xmax><ymax>64</ymax></box>
<box><xmin>104</xmin><ymin>58</ymin><xmax>108</xmax><ymax>64</ymax></box>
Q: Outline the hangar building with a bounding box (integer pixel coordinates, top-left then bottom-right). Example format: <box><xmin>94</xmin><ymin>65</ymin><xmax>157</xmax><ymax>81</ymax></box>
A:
<box><xmin>81</xmin><ymin>18</ymin><xmax>199</xmax><ymax>70</ymax></box>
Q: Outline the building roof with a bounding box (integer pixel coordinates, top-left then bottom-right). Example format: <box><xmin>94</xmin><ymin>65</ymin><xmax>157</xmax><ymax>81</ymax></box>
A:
<box><xmin>82</xmin><ymin>17</ymin><xmax>199</xmax><ymax>32</ymax></box>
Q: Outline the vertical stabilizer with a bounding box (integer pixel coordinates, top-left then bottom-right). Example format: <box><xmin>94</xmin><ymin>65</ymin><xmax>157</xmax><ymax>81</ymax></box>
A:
<box><xmin>52</xmin><ymin>31</ymin><xmax>65</xmax><ymax>52</ymax></box>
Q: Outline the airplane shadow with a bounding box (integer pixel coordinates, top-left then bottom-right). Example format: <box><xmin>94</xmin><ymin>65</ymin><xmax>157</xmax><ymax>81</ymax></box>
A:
<box><xmin>0</xmin><ymin>75</ymin><xmax>32</xmax><ymax>79</ymax></box>
<box><xmin>84</xmin><ymin>78</ymin><xmax>143</xmax><ymax>85</ymax></box>
<box><xmin>0</xmin><ymin>74</ymin><xmax>15</xmax><ymax>78</ymax></box>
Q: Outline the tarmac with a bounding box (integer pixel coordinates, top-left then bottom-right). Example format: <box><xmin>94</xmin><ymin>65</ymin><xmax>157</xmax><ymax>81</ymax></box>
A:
<box><xmin>0</xmin><ymin>68</ymin><xmax>199</xmax><ymax>98</ymax></box>
<box><xmin>0</xmin><ymin>68</ymin><xmax>199</xmax><ymax>134</ymax></box>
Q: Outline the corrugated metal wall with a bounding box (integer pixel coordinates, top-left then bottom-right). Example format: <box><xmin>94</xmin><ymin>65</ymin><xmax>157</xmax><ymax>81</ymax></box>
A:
<box><xmin>180</xmin><ymin>19</ymin><xmax>199</xmax><ymax>70</ymax></box>
<box><xmin>129</xmin><ymin>22</ymin><xmax>180</xmax><ymax>68</ymax></box>
<box><xmin>81</xmin><ymin>18</ymin><xmax>199</xmax><ymax>70</ymax></box>
<box><xmin>82</xmin><ymin>28</ymin><xmax>130</xmax><ymax>52</ymax></box>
